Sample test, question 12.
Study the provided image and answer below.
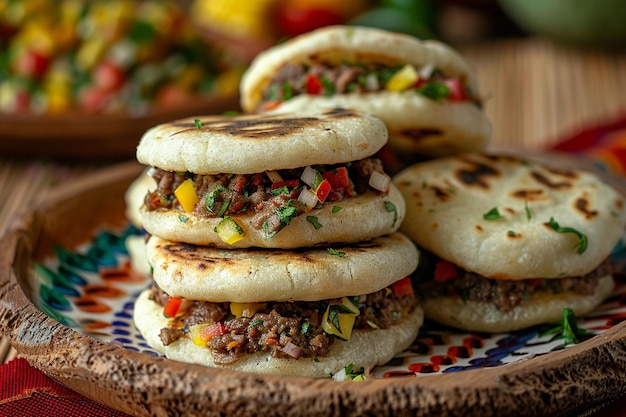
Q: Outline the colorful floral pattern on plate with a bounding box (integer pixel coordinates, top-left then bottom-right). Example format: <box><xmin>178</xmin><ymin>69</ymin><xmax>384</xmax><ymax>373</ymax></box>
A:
<box><xmin>30</xmin><ymin>224</ymin><xmax>626</xmax><ymax>378</ymax></box>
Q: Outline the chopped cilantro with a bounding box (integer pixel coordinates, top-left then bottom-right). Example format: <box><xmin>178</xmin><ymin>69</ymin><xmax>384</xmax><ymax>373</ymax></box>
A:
<box><xmin>216</xmin><ymin>199</ymin><xmax>230</xmax><ymax>218</ymax></box>
<box><xmin>178</xmin><ymin>215</ymin><xmax>188</xmax><ymax>223</ymax></box>
<box><xmin>483</xmin><ymin>207</ymin><xmax>503</xmax><ymax>220</ymax></box>
<box><xmin>525</xmin><ymin>200</ymin><xmax>532</xmax><ymax>220</ymax></box>
<box><xmin>301</xmin><ymin>322</ymin><xmax>311</xmax><ymax>334</ymax></box>
<box><xmin>547</xmin><ymin>217</ymin><xmax>588</xmax><ymax>254</ymax></box>
<box><xmin>332</xmin><ymin>206</ymin><xmax>342</xmax><ymax>213</ymax></box>
<box><xmin>507</xmin><ymin>230</ymin><xmax>517</xmax><ymax>236</ymax></box>
<box><xmin>271</xmin><ymin>185</ymin><xmax>290</xmax><ymax>195</ymax></box>
<box><xmin>283</xmin><ymin>82</ymin><xmax>293</xmax><ymax>100</ymax></box>
<box><xmin>327</xmin><ymin>248</ymin><xmax>345</xmax><ymax>257</ymax></box>
<box><xmin>276</xmin><ymin>204</ymin><xmax>298</xmax><ymax>225</ymax></box>
<box><xmin>307</xmin><ymin>216</ymin><xmax>322</xmax><ymax>229</ymax></box>
<box><xmin>194</xmin><ymin>119</ymin><xmax>203</xmax><ymax>129</ymax></box>
<box><xmin>538</xmin><ymin>307</ymin><xmax>593</xmax><ymax>345</ymax></box>
<box><xmin>321</xmin><ymin>75</ymin><xmax>335</xmax><ymax>96</ymax></box>
<box><xmin>417</xmin><ymin>82</ymin><xmax>450</xmax><ymax>101</ymax></box>
<box><xmin>384</xmin><ymin>201</ymin><xmax>398</xmax><ymax>227</ymax></box>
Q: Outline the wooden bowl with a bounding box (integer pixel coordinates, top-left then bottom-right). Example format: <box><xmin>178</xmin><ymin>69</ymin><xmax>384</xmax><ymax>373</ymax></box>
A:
<box><xmin>0</xmin><ymin>94</ymin><xmax>240</xmax><ymax>161</ymax></box>
<box><xmin>1</xmin><ymin>160</ymin><xmax>626</xmax><ymax>416</ymax></box>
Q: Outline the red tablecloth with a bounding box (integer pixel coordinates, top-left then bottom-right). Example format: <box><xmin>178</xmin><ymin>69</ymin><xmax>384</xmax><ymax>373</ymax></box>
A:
<box><xmin>2</xmin><ymin>115</ymin><xmax>626</xmax><ymax>417</ymax></box>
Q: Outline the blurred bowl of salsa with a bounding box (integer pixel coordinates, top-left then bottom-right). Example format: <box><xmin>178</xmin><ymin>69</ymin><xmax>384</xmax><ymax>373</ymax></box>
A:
<box><xmin>0</xmin><ymin>0</ymin><xmax>243</xmax><ymax>160</ymax></box>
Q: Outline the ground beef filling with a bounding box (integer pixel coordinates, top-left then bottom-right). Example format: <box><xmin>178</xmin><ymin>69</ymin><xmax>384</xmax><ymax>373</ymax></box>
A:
<box><xmin>260</xmin><ymin>62</ymin><xmax>481</xmax><ymax>110</ymax></box>
<box><xmin>416</xmin><ymin>251</ymin><xmax>611</xmax><ymax>312</ymax></box>
<box><xmin>144</xmin><ymin>158</ymin><xmax>385</xmax><ymax>236</ymax></box>
<box><xmin>149</xmin><ymin>284</ymin><xmax>416</xmax><ymax>364</ymax></box>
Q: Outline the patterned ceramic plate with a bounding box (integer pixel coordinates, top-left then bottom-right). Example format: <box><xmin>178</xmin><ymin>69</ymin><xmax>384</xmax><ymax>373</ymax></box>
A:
<box><xmin>29</xmin><ymin>222</ymin><xmax>626</xmax><ymax>379</ymax></box>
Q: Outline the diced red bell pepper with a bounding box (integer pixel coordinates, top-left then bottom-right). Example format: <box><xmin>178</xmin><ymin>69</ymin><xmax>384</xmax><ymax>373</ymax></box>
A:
<box><xmin>434</xmin><ymin>261</ymin><xmax>458</xmax><ymax>283</ymax></box>
<box><xmin>306</xmin><ymin>74</ymin><xmax>323</xmax><ymax>95</ymax></box>
<box><xmin>163</xmin><ymin>296</ymin><xmax>183</xmax><ymax>318</ymax></box>
<box><xmin>322</xmin><ymin>167</ymin><xmax>350</xmax><ymax>189</ymax></box>
<box><xmin>391</xmin><ymin>277</ymin><xmax>413</xmax><ymax>297</ymax></box>
<box><xmin>200</xmin><ymin>321</ymin><xmax>226</xmax><ymax>341</ymax></box>
<box><xmin>443</xmin><ymin>78</ymin><xmax>467</xmax><ymax>102</ymax></box>
<box><xmin>271</xmin><ymin>179</ymin><xmax>300</xmax><ymax>190</ymax></box>
<box><xmin>251</xmin><ymin>173</ymin><xmax>265</xmax><ymax>186</ymax></box>
<box><xmin>315</xmin><ymin>179</ymin><xmax>332</xmax><ymax>203</ymax></box>
<box><xmin>261</xmin><ymin>100</ymin><xmax>282</xmax><ymax>111</ymax></box>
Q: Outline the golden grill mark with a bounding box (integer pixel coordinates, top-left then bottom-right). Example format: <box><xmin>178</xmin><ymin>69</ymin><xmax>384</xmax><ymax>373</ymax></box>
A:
<box><xmin>575</xmin><ymin>197</ymin><xmax>598</xmax><ymax>219</ymax></box>
<box><xmin>530</xmin><ymin>171</ymin><xmax>572</xmax><ymax>189</ymax></box>
<box><xmin>170</xmin><ymin>108</ymin><xmax>358</xmax><ymax>139</ymax></box>
<box><xmin>475</xmin><ymin>225</ymin><xmax>484</xmax><ymax>232</ymax></box>
<box><xmin>430</xmin><ymin>186</ymin><xmax>451</xmax><ymax>202</ymax></box>
<box><xmin>511</xmin><ymin>189</ymin><xmax>545</xmax><ymax>201</ymax></box>
<box><xmin>544</xmin><ymin>166</ymin><xmax>578</xmax><ymax>179</ymax></box>
<box><xmin>504</xmin><ymin>207</ymin><xmax>516</xmax><ymax>215</ymax></box>
<box><xmin>455</xmin><ymin>162</ymin><xmax>499</xmax><ymax>189</ymax></box>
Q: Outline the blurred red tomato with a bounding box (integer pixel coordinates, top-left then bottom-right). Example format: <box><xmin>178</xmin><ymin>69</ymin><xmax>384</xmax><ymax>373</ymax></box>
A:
<box><xmin>275</xmin><ymin>6</ymin><xmax>344</xmax><ymax>37</ymax></box>
<box><xmin>14</xmin><ymin>50</ymin><xmax>50</xmax><ymax>79</ymax></box>
<box><xmin>93</xmin><ymin>61</ymin><xmax>126</xmax><ymax>93</ymax></box>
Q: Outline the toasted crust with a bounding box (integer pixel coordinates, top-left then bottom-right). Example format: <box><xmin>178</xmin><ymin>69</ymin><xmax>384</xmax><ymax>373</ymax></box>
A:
<box><xmin>240</xmin><ymin>25</ymin><xmax>481</xmax><ymax>113</ymax></box>
<box><xmin>136</xmin><ymin>108</ymin><xmax>388</xmax><ymax>175</ymax></box>
<box><xmin>394</xmin><ymin>153</ymin><xmax>626</xmax><ymax>279</ymax></box>
<box><xmin>134</xmin><ymin>289</ymin><xmax>424</xmax><ymax>378</ymax></box>
<box><xmin>140</xmin><ymin>183</ymin><xmax>405</xmax><ymax>249</ymax></box>
<box><xmin>268</xmin><ymin>93</ymin><xmax>491</xmax><ymax>157</ymax></box>
<box><xmin>421</xmin><ymin>275</ymin><xmax>614</xmax><ymax>333</ymax></box>
<box><xmin>144</xmin><ymin>232</ymin><xmax>419</xmax><ymax>302</ymax></box>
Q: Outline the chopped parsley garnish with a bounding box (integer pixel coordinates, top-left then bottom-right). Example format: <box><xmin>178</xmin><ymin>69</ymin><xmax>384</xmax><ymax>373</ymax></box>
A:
<box><xmin>205</xmin><ymin>185</ymin><xmax>226</xmax><ymax>213</ymax></box>
<box><xmin>307</xmin><ymin>216</ymin><xmax>322</xmax><ymax>229</ymax></box>
<box><xmin>276</xmin><ymin>204</ymin><xmax>298</xmax><ymax>225</ymax></box>
<box><xmin>271</xmin><ymin>185</ymin><xmax>290</xmax><ymax>195</ymax></box>
<box><xmin>507</xmin><ymin>230</ymin><xmax>517</xmax><ymax>236</ymax></box>
<box><xmin>483</xmin><ymin>207</ymin><xmax>503</xmax><ymax>220</ymax></box>
<box><xmin>282</xmin><ymin>82</ymin><xmax>293</xmax><ymax>100</ymax></box>
<box><xmin>216</xmin><ymin>198</ymin><xmax>230</xmax><ymax>218</ymax></box>
<box><xmin>321</xmin><ymin>75</ymin><xmax>335</xmax><ymax>96</ymax></box>
<box><xmin>539</xmin><ymin>307</ymin><xmax>593</xmax><ymax>345</ymax></box>
<box><xmin>327</xmin><ymin>248</ymin><xmax>345</xmax><ymax>257</ymax></box>
<box><xmin>417</xmin><ymin>82</ymin><xmax>450</xmax><ymax>101</ymax></box>
<box><xmin>384</xmin><ymin>201</ymin><xmax>398</xmax><ymax>227</ymax></box>
<box><xmin>248</xmin><ymin>320</ymin><xmax>264</xmax><ymax>328</ymax></box>
<box><xmin>525</xmin><ymin>200</ymin><xmax>532</xmax><ymax>220</ymax></box>
<box><xmin>332</xmin><ymin>206</ymin><xmax>342</xmax><ymax>213</ymax></box>
<box><xmin>547</xmin><ymin>217</ymin><xmax>588</xmax><ymax>254</ymax></box>
<box><xmin>194</xmin><ymin>119</ymin><xmax>203</xmax><ymax>129</ymax></box>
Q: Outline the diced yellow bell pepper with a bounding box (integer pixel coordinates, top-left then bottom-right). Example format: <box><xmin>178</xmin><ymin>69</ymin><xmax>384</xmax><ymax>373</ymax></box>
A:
<box><xmin>174</xmin><ymin>178</ymin><xmax>199</xmax><ymax>213</ymax></box>
<box><xmin>322</xmin><ymin>296</ymin><xmax>360</xmax><ymax>341</ymax></box>
<box><xmin>215</xmin><ymin>216</ymin><xmax>244</xmax><ymax>244</ymax></box>
<box><xmin>230</xmin><ymin>302</ymin><xmax>266</xmax><ymax>318</ymax></box>
<box><xmin>385</xmin><ymin>64</ymin><xmax>419</xmax><ymax>92</ymax></box>
<box><xmin>188</xmin><ymin>322</ymin><xmax>212</xmax><ymax>346</ymax></box>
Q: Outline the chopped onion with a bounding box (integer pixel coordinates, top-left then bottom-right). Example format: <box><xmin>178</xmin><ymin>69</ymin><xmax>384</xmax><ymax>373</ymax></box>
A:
<box><xmin>266</xmin><ymin>170</ymin><xmax>283</xmax><ymax>183</ymax></box>
<box><xmin>419</xmin><ymin>63</ymin><xmax>435</xmax><ymax>80</ymax></box>
<box><xmin>282</xmin><ymin>342</ymin><xmax>302</xmax><ymax>359</ymax></box>
<box><xmin>368</xmin><ymin>171</ymin><xmax>390</xmax><ymax>192</ymax></box>
<box><xmin>297</xmin><ymin>187</ymin><xmax>318</xmax><ymax>211</ymax></box>
<box><xmin>365</xmin><ymin>73</ymin><xmax>379</xmax><ymax>91</ymax></box>
<box><xmin>332</xmin><ymin>367</ymin><xmax>347</xmax><ymax>382</ymax></box>
<box><xmin>300</xmin><ymin>166</ymin><xmax>317</xmax><ymax>187</ymax></box>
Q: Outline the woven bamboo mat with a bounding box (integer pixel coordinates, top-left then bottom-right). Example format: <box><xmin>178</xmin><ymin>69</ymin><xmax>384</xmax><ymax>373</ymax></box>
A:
<box><xmin>2</xmin><ymin>37</ymin><xmax>626</xmax><ymax>366</ymax></box>
<box><xmin>461</xmin><ymin>38</ymin><xmax>626</xmax><ymax>150</ymax></box>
